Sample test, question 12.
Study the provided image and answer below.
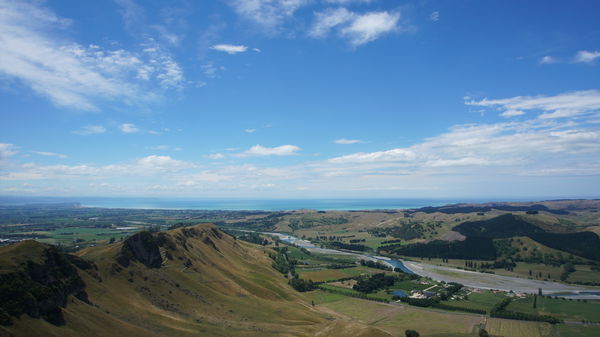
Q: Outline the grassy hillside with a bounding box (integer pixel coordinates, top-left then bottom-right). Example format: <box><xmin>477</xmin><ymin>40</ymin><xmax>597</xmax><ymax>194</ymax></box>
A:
<box><xmin>0</xmin><ymin>224</ymin><xmax>389</xmax><ymax>337</ymax></box>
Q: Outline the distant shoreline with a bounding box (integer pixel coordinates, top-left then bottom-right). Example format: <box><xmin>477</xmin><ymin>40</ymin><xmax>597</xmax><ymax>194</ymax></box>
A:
<box><xmin>1</xmin><ymin>196</ymin><xmax>597</xmax><ymax>211</ymax></box>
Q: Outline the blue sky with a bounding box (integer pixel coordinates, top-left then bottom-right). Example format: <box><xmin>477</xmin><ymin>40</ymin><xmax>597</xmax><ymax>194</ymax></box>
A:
<box><xmin>1</xmin><ymin>0</ymin><xmax>600</xmax><ymax>199</ymax></box>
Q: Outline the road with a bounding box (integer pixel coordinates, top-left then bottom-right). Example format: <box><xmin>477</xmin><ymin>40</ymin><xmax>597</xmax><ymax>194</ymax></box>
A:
<box><xmin>403</xmin><ymin>260</ymin><xmax>600</xmax><ymax>298</ymax></box>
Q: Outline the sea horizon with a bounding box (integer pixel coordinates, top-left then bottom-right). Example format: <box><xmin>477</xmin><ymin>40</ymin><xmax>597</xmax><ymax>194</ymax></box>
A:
<box><xmin>0</xmin><ymin>195</ymin><xmax>594</xmax><ymax>211</ymax></box>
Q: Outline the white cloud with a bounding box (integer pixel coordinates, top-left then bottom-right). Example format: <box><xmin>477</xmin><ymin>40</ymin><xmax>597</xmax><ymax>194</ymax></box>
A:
<box><xmin>210</xmin><ymin>44</ymin><xmax>248</xmax><ymax>54</ymax></box>
<box><xmin>201</xmin><ymin>63</ymin><xmax>219</xmax><ymax>78</ymax></box>
<box><xmin>0</xmin><ymin>143</ymin><xmax>17</xmax><ymax>162</ymax></box>
<box><xmin>253</xmin><ymin>48</ymin><xmax>262</xmax><ymax>52</ymax></box>
<box><xmin>309</xmin><ymin>8</ymin><xmax>355</xmax><ymax>38</ymax></box>
<box><xmin>324</xmin><ymin>0</ymin><xmax>375</xmax><ymax>3</ymax></box>
<box><xmin>119</xmin><ymin>123</ymin><xmax>140</xmax><ymax>134</ymax></box>
<box><xmin>330</xmin><ymin>148</ymin><xmax>416</xmax><ymax>163</ymax></box>
<box><xmin>540</xmin><ymin>56</ymin><xmax>557</xmax><ymax>64</ymax></box>
<box><xmin>0</xmin><ymin>155</ymin><xmax>194</xmax><ymax>181</ymax></box>
<box><xmin>310</xmin><ymin>8</ymin><xmax>401</xmax><ymax>46</ymax></box>
<box><xmin>32</xmin><ymin>151</ymin><xmax>67</xmax><ymax>159</ymax></box>
<box><xmin>181</xmin><ymin>172</ymin><xmax>233</xmax><ymax>184</ymax></box>
<box><xmin>244</xmin><ymin>128</ymin><xmax>257</xmax><ymax>133</ymax></box>
<box><xmin>342</xmin><ymin>11</ymin><xmax>400</xmax><ymax>46</ymax></box>
<box><xmin>430</xmin><ymin>11</ymin><xmax>440</xmax><ymax>22</ymax></box>
<box><xmin>133</xmin><ymin>155</ymin><xmax>192</xmax><ymax>173</ymax></box>
<box><xmin>236</xmin><ymin>144</ymin><xmax>301</xmax><ymax>157</ymax></box>
<box><xmin>321</xmin><ymin>120</ymin><xmax>600</xmax><ymax>181</ymax></box>
<box><xmin>0</xmin><ymin>0</ymin><xmax>184</xmax><ymax>110</ymax></box>
<box><xmin>208</xmin><ymin>153</ymin><xmax>225</xmax><ymax>160</ymax></box>
<box><xmin>73</xmin><ymin>125</ymin><xmax>107</xmax><ymax>135</ymax></box>
<box><xmin>228</xmin><ymin>0</ymin><xmax>309</xmax><ymax>31</ymax></box>
<box><xmin>466</xmin><ymin>90</ymin><xmax>600</xmax><ymax>119</ymax></box>
<box><xmin>574</xmin><ymin>50</ymin><xmax>600</xmax><ymax>64</ymax></box>
<box><xmin>334</xmin><ymin>138</ymin><xmax>364</xmax><ymax>144</ymax></box>
<box><xmin>147</xmin><ymin>145</ymin><xmax>181</xmax><ymax>151</ymax></box>
<box><xmin>500</xmin><ymin>110</ymin><xmax>526</xmax><ymax>117</ymax></box>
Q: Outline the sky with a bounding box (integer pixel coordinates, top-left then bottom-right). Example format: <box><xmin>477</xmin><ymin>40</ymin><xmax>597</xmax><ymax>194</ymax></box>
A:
<box><xmin>1</xmin><ymin>0</ymin><xmax>600</xmax><ymax>200</ymax></box>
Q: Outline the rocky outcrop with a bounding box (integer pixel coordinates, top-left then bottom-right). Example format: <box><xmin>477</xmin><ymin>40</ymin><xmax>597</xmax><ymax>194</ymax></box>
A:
<box><xmin>116</xmin><ymin>231</ymin><xmax>162</xmax><ymax>268</ymax></box>
<box><xmin>0</xmin><ymin>245</ymin><xmax>89</xmax><ymax>326</ymax></box>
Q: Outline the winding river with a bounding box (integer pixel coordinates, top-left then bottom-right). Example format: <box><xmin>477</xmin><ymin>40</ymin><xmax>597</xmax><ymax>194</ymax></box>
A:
<box><xmin>264</xmin><ymin>232</ymin><xmax>600</xmax><ymax>300</ymax></box>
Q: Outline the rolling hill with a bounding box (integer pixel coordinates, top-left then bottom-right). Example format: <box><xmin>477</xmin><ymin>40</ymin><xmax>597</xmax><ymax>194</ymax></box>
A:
<box><xmin>381</xmin><ymin>213</ymin><xmax>600</xmax><ymax>263</ymax></box>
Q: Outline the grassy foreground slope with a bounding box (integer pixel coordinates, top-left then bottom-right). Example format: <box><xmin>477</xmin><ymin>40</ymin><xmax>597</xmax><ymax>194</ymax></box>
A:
<box><xmin>0</xmin><ymin>224</ymin><xmax>389</xmax><ymax>337</ymax></box>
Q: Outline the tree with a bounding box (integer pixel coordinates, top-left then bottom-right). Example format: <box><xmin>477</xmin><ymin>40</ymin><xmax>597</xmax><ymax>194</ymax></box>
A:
<box><xmin>479</xmin><ymin>329</ymin><xmax>490</xmax><ymax>337</ymax></box>
<box><xmin>405</xmin><ymin>330</ymin><xmax>420</xmax><ymax>337</ymax></box>
<box><xmin>564</xmin><ymin>262</ymin><xmax>576</xmax><ymax>273</ymax></box>
<box><xmin>109</xmin><ymin>237</ymin><xmax>115</xmax><ymax>244</ymax></box>
<box><xmin>533</xmin><ymin>294</ymin><xmax>537</xmax><ymax>309</ymax></box>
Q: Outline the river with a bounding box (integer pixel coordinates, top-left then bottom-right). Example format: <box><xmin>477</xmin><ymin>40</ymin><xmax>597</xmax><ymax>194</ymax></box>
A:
<box><xmin>264</xmin><ymin>232</ymin><xmax>600</xmax><ymax>300</ymax></box>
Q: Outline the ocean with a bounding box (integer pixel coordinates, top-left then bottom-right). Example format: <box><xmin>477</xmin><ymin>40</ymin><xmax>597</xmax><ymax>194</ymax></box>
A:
<box><xmin>0</xmin><ymin>196</ymin><xmax>538</xmax><ymax>211</ymax></box>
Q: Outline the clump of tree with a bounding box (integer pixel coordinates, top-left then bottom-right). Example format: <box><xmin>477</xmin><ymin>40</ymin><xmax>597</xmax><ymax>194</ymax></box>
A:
<box><xmin>380</xmin><ymin>237</ymin><xmax>497</xmax><ymax>260</ymax></box>
<box><xmin>288</xmin><ymin>216</ymin><xmax>348</xmax><ymax>230</ymax></box>
<box><xmin>360</xmin><ymin>259</ymin><xmax>392</xmax><ymax>271</ymax></box>
<box><xmin>269</xmin><ymin>247</ymin><xmax>294</xmax><ymax>275</ymax></box>
<box><xmin>405</xmin><ymin>329</ymin><xmax>420</xmax><ymax>337</ymax></box>
<box><xmin>237</xmin><ymin>232</ymin><xmax>269</xmax><ymax>245</ymax></box>
<box><xmin>288</xmin><ymin>276</ymin><xmax>315</xmax><ymax>292</ymax></box>
<box><xmin>560</xmin><ymin>262</ymin><xmax>576</xmax><ymax>281</ymax></box>
<box><xmin>368</xmin><ymin>223</ymin><xmax>426</xmax><ymax>240</ymax></box>
<box><xmin>323</xmin><ymin>241</ymin><xmax>371</xmax><ymax>252</ymax></box>
<box><xmin>353</xmin><ymin>273</ymin><xmax>397</xmax><ymax>293</ymax></box>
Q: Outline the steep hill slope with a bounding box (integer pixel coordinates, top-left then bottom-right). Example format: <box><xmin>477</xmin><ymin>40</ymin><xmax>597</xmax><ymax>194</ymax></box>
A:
<box><xmin>0</xmin><ymin>224</ymin><xmax>389</xmax><ymax>337</ymax></box>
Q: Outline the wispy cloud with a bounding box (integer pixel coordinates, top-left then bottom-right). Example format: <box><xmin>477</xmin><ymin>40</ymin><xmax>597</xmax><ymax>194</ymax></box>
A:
<box><xmin>539</xmin><ymin>55</ymin><xmax>557</xmax><ymax>64</ymax></box>
<box><xmin>201</xmin><ymin>62</ymin><xmax>222</xmax><ymax>78</ymax></box>
<box><xmin>147</xmin><ymin>145</ymin><xmax>181</xmax><ymax>151</ymax></box>
<box><xmin>0</xmin><ymin>0</ymin><xmax>184</xmax><ymax>110</ymax></box>
<box><xmin>210</xmin><ymin>44</ymin><xmax>248</xmax><ymax>54</ymax></box>
<box><xmin>208</xmin><ymin>153</ymin><xmax>225</xmax><ymax>160</ymax></box>
<box><xmin>574</xmin><ymin>50</ymin><xmax>600</xmax><ymax>64</ymax></box>
<box><xmin>430</xmin><ymin>11</ymin><xmax>440</xmax><ymax>22</ymax></box>
<box><xmin>235</xmin><ymin>144</ymin><xmax>301</xmax><ymax>157</ymax></box>
<box><xmin>0</xmin><ymin>155</ymin><xmax>194</xmax><ymax>181</ymax></box>
<box><xmin>73</xmin><ymin>125</ymin><xmax>107</xmax><ymax>135</ymax></box>
<box><xmin>324</xmin><ymin>0</ymin><xmax>375</xmax><ymax>3</ymax></box>
<box><xmin>32</xmin><ymin>151</ymin><xmax>67</xmax><ymax>159</ymax></box>
<box><xmin>244</xmin><ymin>128</ymin><xmax>257</xmax><ymax>133</ymax></box>
<box><xmin>466</xmin><ymin>90</ymin><xmax>600</xmax><ymax>119</ymax></box>
<box><xmin>228</xmin><ymin>0</ymin><xmax>310</xmax><ymax>32</ymax></box>
<box><xmin>0</xmin><ymin>143</ymin><xmax>18</xmax><ymax>162</ymax></box>
<box><xmin>320</xmin><ymin>119</ymin><xmax>600</xmax><ymax>177</ymax></box>
<box><xmin>334</xmin><ymin>138</ymin><xmax>364</xmax><ymax>144</ymax></box>
<box><xmin>310</xmin><ymin>8</ymin><xmax>401</xmax><ymax>46</ymax></box>
<box><xmin>119</xmin><ymin>123</ymin><xmax>140</xmax><ymax>134</ymax></box>
<box><xmin>3</xmin><ymin>94</ymin><xmax>600</xmax><ymax>196</ymax></box>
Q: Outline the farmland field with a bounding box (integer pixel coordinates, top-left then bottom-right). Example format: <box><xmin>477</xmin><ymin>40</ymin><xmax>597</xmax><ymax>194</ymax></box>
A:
<box><xmin>554</xmin><ymin>324</ymin><xmax>600</xmax><ymax>337</ymax></box>
<box><xmin>507</xmin><ymin>296</ymin><xmax>600</xmax><ymax>322</ymax></box>
<box><xmin>320</xmin><ymin>296</ymin><xmax>482</xmax><ymax>337</ymax></box>
<box><xmin>442</xmin><ymin>290</ymin><xmax>508</xmax><ymax>312</ymax></box>
<box><xmin>297</xmin><ymin>266</ymin><xmax>389</xmax><ymax>282</ymax></box>
<box><xmin>485</xmin><ymin>318</ymin><xmax>552</xmax><ymax>337</ymax></box>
